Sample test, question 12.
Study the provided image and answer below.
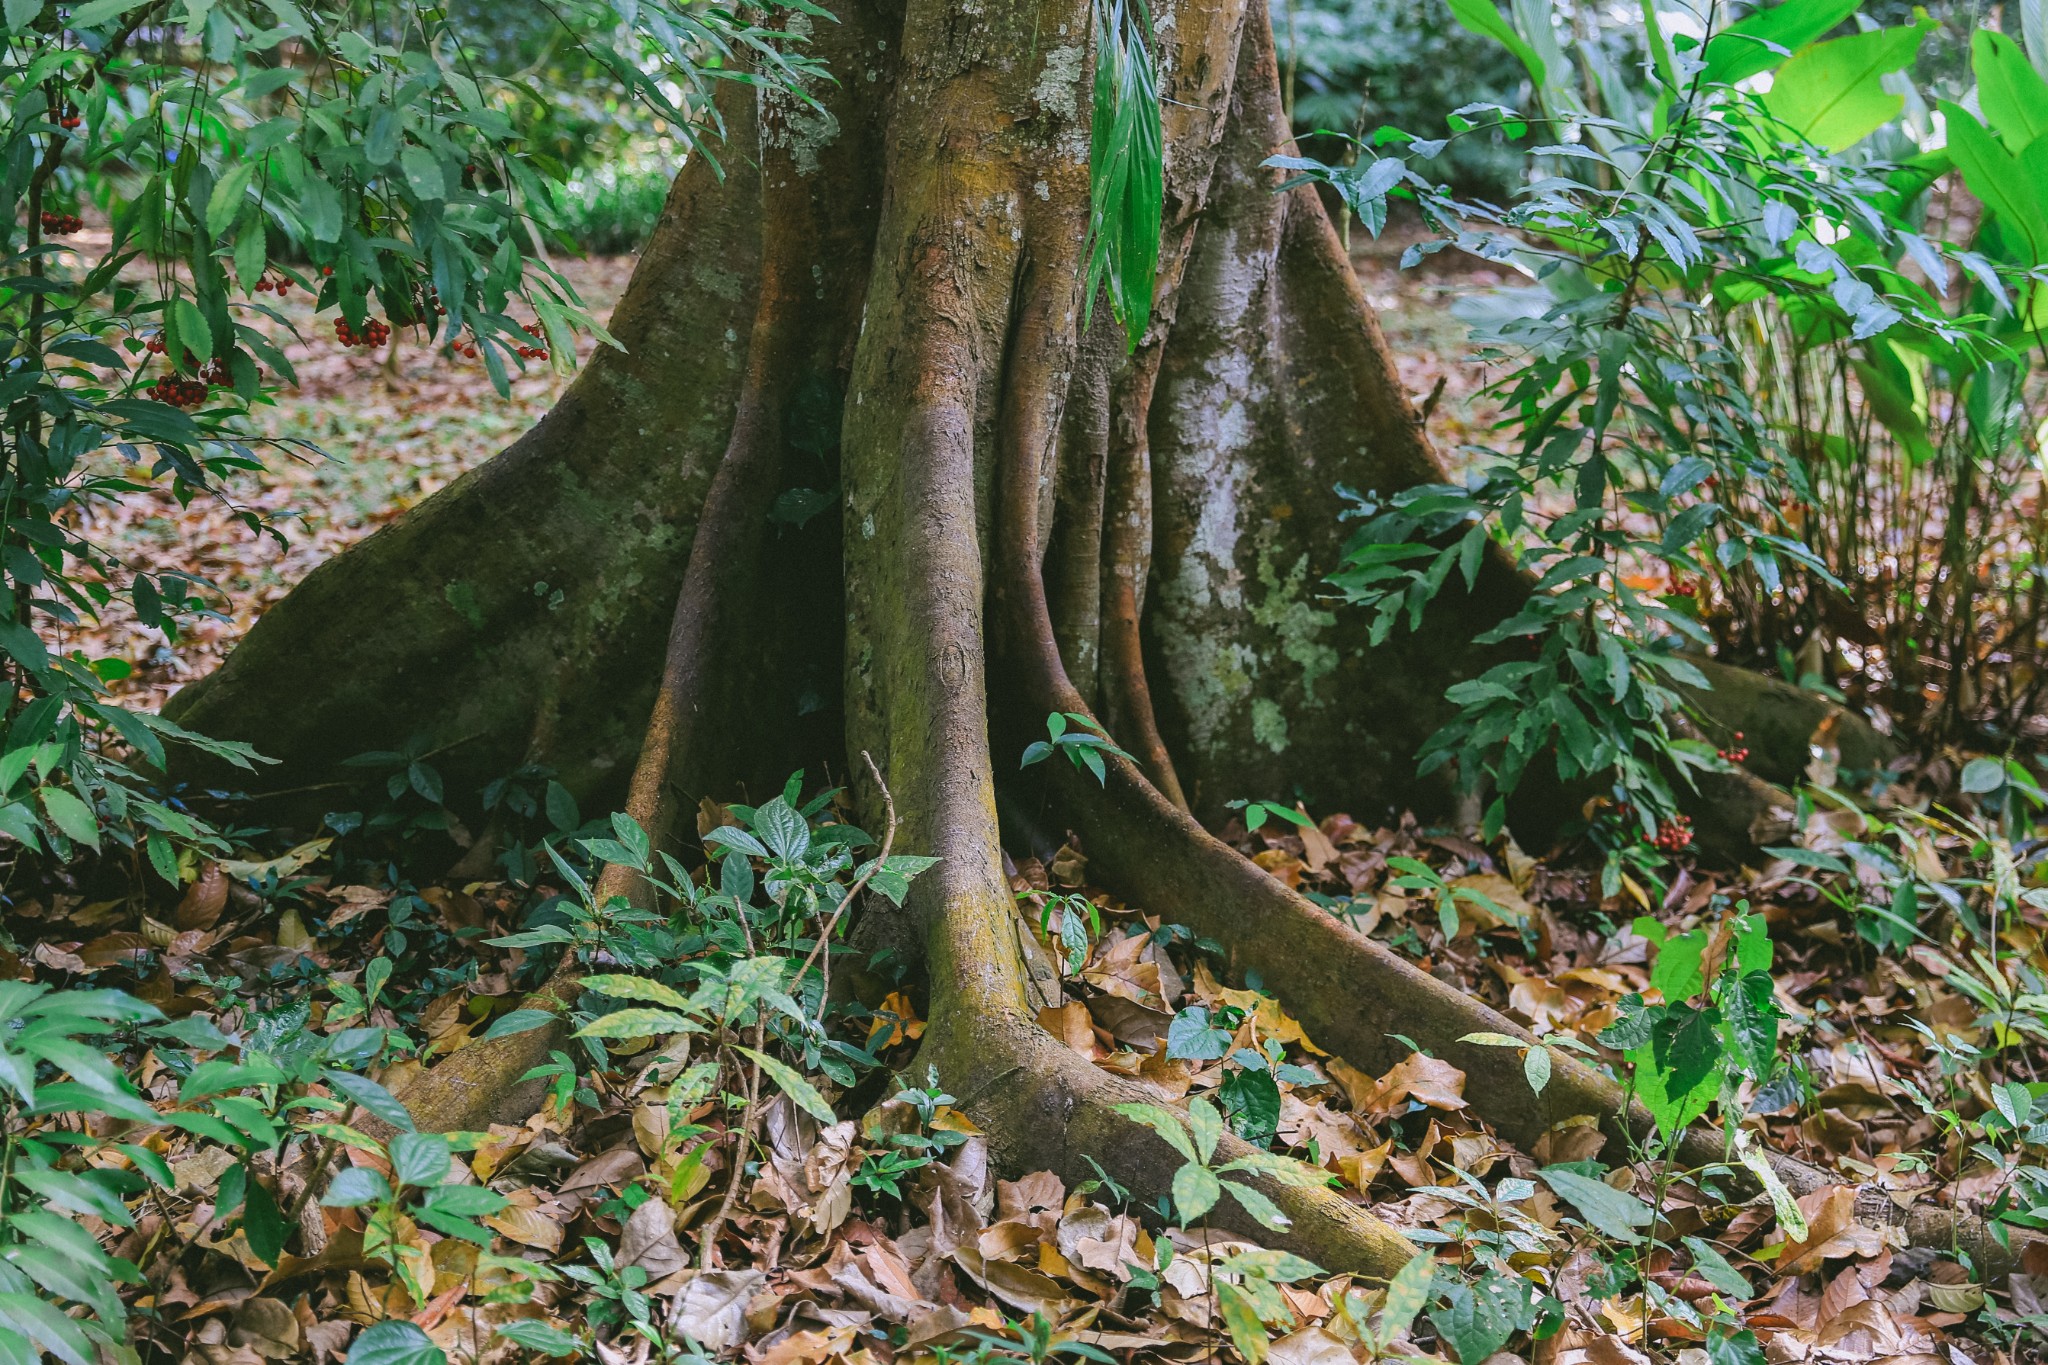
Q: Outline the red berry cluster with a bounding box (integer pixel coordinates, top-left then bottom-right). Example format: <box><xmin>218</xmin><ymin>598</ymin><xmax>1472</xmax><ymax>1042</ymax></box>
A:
<box><xmin>253</xmin><ymin>275</ymin><xmax>294</xmax><ymax>295</ymax></box>
<box><xmin>450</xmin><ymin>336</ymin><xmax>480</xmax><ymax>359</ymax></box>
<box><xmin>52</xmin><ymin>106</ymin><xmax>80</xmax><ymax>130</ymax></box>
<box><xmin>39</xmin><ymin>211</ymin><xmax>82</xmax><ymax>234</ymax></box>
<box><xmin>146</xmin><ymin>357</ymin><xmax>232</xmax><ymax>407</ymax></box>
<box><xmin>333</xmin><ymin>317</ymin><xmax>391</xmax><ymax>349</ymax></box>
<box><xmin>147</xmin><ymin>372</ymin><xmax>209</xmax><ymax>407</ymax></box>
<box><xmin>1651</xmin><ymin>814</ymin><xmax>1694</xmax><ymax>853</ymax></box>
<box><xmin>515</xmin><ymin>321</ymin><xmax>548</xmax><ymax>361</ymax></box>
<box><xmin>1669</xmin><ymin>578</ymin><xmax>1697</xmax><ymax>598</ymax></box>
<box><xmin>143</xmin><ymin>335</ymin><xmax>167</xmax><ymax>354</ymax></box>
<box><xmin>1716</xmin><ymin>730</ymin><xmax>1750</xmax><ymax>764</ymax></box>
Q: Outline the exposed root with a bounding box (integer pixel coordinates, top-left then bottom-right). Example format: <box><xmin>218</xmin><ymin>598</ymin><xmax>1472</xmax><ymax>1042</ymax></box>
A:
<box><xmin>1684</xmin><ymin>657</ymin><xmax>1898</xmax><ymax>791</ymax></box>
<box><xmin>383</xmin><ymin>961</ymin><xmax>583</xmax><ymax>1135</ymax></box>
<box><xmin>1097</xmin><ymin>348</ymin><xmax>1188</xmax><ymax>811</ymax></box>
<box><xmin>921</xmin><ymin>1005</ymin><xmax>1415</xmax><ymax>1277</ymax></box>
<box><xmin>1040</xmin><ymin>754</ymin><xmax>2038</xmax><ymax>1277</ymax></box>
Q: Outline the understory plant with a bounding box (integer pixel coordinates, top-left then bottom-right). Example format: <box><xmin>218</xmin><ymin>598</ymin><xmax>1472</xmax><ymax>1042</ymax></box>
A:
<box><xmin>1275</xmin><ymin>0</ymin><xmax>2042</xmax><ymax>859</ymax></box>
<box><xmin>0</xmin><ymin>0</ymin><xmax>826</xmax><ymax>876</ymax></box>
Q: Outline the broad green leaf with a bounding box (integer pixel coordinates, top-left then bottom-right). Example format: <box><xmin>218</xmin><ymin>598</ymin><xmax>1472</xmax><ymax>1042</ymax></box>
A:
<box><xmin>735</xmin><ymin>1045</ymin><xmax>835</xmax><ymax>1124</ymax></box>
<box><xmin>1111</xmin><ymin>1101</ymin><xmax>1196</xmax><ymax>1162</ymax></box>
<box><xmin>1738</xmin><ymin>1137</ymin><xmax>1808</xmax><ymax>1240</ymax></box>
<box><xmin>478</xmin><ymin>1009</ymin><xmax>557</xmax><ymax>1042</ymax></box>
<box><xmin>1214</xmin><ymin>1281</ymin><xmax>1270</xmax><ymax>1365</ymax></box>
<box><xmin>574</xmin><ymin>1008</ymin><xmax>697</xmax><ymax>1040</ymax></box>
<box><xmin>1961</xmin><ymin>755</ymin><xmax>2009</xmax><ymax>794</ymax></box>
<box><xmin>1219</xmin><ymin>1066</ymin><xmax>1281</xmax><ymax>1145</ymax></box>
<box><xmin>321</xmin><ymin>1166</ymin><xmax>392</xmax><ymax>1207</ymax></box>
<box><xmin>299</xmin><ymin>174</ymin><xmax>344</xmax><ymax>243</ymax></box>
<box><xmin>242</xmin><ymin>1173</ymin><xmax>287</xmax><ymax>1265</ymax></box>
<box><xmin>0</xmin><ymin>1291</ymin><xmax>96</xmax><ymax>1365</ymax></box>
<box><xmin>581</xmin><ymin>975</ymin><xmax>694</xmax><ymax>1012</ymax></box>
<box><xmin>1976</xmin><ymin>29</ymin><xmax>2048</xmax><ymax>152</ymax></box>
<box><xmin>1719</xmin><ymin>970</ymin><xmax>1781</xmax><ymax>1082</ymax></box>
<box><xmin>347</xmin><ymin>1320</ymin><xmax>446</xmax><ymax>1365</ymax></box>
<box><xmin>322</xmin><ymin>1069</ymin><xmax>415</xmax><ymax>1132</ymax></box>
<box><xmin>1216</xmin><ymin>1148</ymin><xmax>1335</xmax><ymax>1190</ymax></box>
<box><xmin>1522</xmin><ymin>1043</ymin><xmax>1552</xmax><ymax>1095</ymax></box>
<box><xmin>1943</xmin><ymin>102</ymin><xmax>2048</xmax><ymax>266</ymax></box>
<box><xmin>703</xmin><ymin>825</ymin><xmax>768</xmax><ymax>858</ymax></box>
<box><xmin>1458</xmin><ymin>1031</ymin><xmax>1523</xmax><ymax>1048</ymax></box>
<box><xmin>1761</xmin><ymin>22</ymin><xmax>1929</xmax><ymax>152</ymax></box>
<box><xmin>1700</xmin><ymin>0</ymin><xmax>1860</xmax><ymax>86</ymax></box>
<box><xmin>1444</xmin><ymin>0</ymin><xmax>1545</xmax><ymax>84</ymax></box>
<box><xmin>1705</xmin><ymin>1328</ymin><xmax>1767</xmax><ymax>1365</ymax></box>
<box><xmin>400</xmin><ymin>145</ymin><xmax>445</xmax><ymax>198</ymax></box>
<box><xmin>65</xmin><ymin>0</ymin><xmax>131</xmax><ymax>24</ymax></box>
<box><xmin>389</xmin><ymin>1131</ymin><xmax>451</xmax><ymax>1188</ymax></box>
<box><xmin>1649</xmin><ymin>927</ymin><xmax>1707</xmax><ymax>1001</ymax></box>
<box><xmin>1168</xmin><ymin>1006</ymin><xmax>1232</xmax><ymax>1061</ymax></box>
<box><xmin>173</xmin><ymin>297</ymin><xmax>213</xmax><ymax>365</ymax></box>
<box><xmin>1539</xmin><ymin>1166</ymin><xmax>1652</xmax><ymax>1244</ymax></box>
<box><xmin>493</xmin><ymin>1322</ymin><xmax>579</xmax><ymax>1357</ymax></box>
<box><xmin>1428</xmin><ymin>1275</ymin><xmax>1528</xmax><ymax>1365</ymax></box>
<box><xmin>1218</xmin><ymin>1247</ymin><xmax>1323</xmax><ymax>1282</ymax></box>
<box><xmin>1186</xmin><ymin>1095</ymin><xmax>1223</xmax><ymax>1162</ymax></box>
<box><xmin>1171</xmin><ymin>1162</ymin><xmax>1221</xmax><ymax>1223</ymax></box>
<box><xmin>1631</xmin><ymin>1003</ymin><xmax>1724</xmax><ymax>1142</ymax></box>
<box><xmin>1222</xmin><ymin>1178</ymin><xmax>1292</xmax><ymax>1231</ymax></box>
<box><xmin>36</xmin><ymin>788</ymin><xmax>98</xmax><ymax>848</ymax></box>
<box><xmin>543</xmin><ymin>780</ymin><xmax>578</xmax><ymax>831</ymax></box>
<box><xmin>754</xmin><ymin>795</ymin><xmax>810</xmax><ymax>861</ymax></box>
<box><xmin>205</xmin><ymin>161</ymin><xmax>255</xmax><ymax>239</ymax></box>
<box><xmin>862</xmin><ymin>853</ymin><xmax>939</xmax><ymax>907</ymax></box>
<box><xmin>1681</xmin><ymin>1235</ymin><xmax>1751</xmax><ymax>1298</ymax></box>
<box><xmin>1380</xmin><ymin>1251</ymin><xmax>1435</xmax><ymax>1337</ymax></box>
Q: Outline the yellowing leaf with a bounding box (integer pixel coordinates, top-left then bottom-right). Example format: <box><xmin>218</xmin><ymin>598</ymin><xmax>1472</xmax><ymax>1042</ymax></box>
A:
<box><xmin>736</xmin><ymin>1045</ymin><xmax>836</xmax><ymax>1124</ymax></box>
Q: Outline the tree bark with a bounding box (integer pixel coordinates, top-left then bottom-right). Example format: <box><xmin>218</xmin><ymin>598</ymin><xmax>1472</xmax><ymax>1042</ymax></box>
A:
<box><xmin>166</xmin><ymin>89</ymin><xmax>765</xmax><ymax>811</ymax></box>
<box><xmin>166</xmin><ymin>0</ymin><xmax>1984</xmax><ymax>1280</ymax></box>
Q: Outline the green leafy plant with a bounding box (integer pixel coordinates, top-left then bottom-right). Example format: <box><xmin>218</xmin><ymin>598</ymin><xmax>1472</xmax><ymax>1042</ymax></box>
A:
<box><xmin>0</xmin><ymin>983</ymin><xmax>164</xmax><ymax>1365</ymax></box>
<box><xmin>1021</xmin><ymin>711</ymin><xmax>1136</xmax><ymax>786</ymax></box>
<box><xmin>1025</xmin><ymin>889</ymin><xmax>1103</xmax><ymax>973</ymax></box>
<box><xmin>0</xmin><ymin>0</ymin><xmax>829</xmax><ymax>880</ymax></box>
<box><xmin>1458</xmin><ymin>1027</ymin><xmax>1595</xmax><ymax>1097</ymax></box>
<box><xmin>318</xmin><ymin>1127</ymin><xmax>512</xmax><ymax>1302</ymax></box>
<box><xmin>1598</xmin><ymin>908</ymin><xmax>1782</xmax><ymax>1146</ymax></box>
<box><xmin>1386</xmin><ymin>854</ymin><xmax>1519</xmax><ymax>941</ymax></box>
<box><xmin>1085</xmin><ymin>0</ymin><xmax>1163</xmax><ymax>348</ymax></box>
<box><xmin>1111</xmin><ymin>1094</ymin><xmax>1331</xmax><ymax>1234</ymax></box>
<box><xmin>1272</xmin><ymin>0</ymin><xmax>2036</xmax><ymax>841</ymax></box>
<box><xmin>1330</xmin><ymin>1250</ymin><xmax>1435</xmax><ymax>1357</ymax></box>
<box><xmin>1226</xmin><ymin>798</ymin><xmax>1314</xmax><ymax>833</ymax></box>
<box><xmin>965</xmin><ymin>1311</ymin><xmax>1116</xmax><ymax>1365</ymax></box>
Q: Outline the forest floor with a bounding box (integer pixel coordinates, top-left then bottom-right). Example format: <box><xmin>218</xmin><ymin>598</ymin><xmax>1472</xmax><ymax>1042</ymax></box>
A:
<box><xmin>36</xmin><ymin>237</ymin><xmax>2048</xmax><ymax>1365</ymax></box>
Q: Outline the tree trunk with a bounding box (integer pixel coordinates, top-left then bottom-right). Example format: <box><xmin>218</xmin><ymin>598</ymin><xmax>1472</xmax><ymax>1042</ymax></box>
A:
<box><xmin>162</xmin><ymin>0</ymin><xmax>1989</xmax><ymax>1277</ymax></box>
